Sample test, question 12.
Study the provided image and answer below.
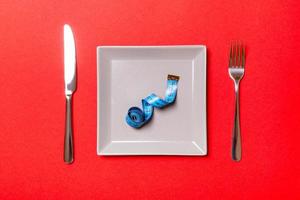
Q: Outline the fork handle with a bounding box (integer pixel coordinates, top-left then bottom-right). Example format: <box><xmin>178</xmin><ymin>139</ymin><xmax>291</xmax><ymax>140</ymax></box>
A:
<box><xmin>232</xmin><ymin>84</ymin><xmax>241</xmax><ymax>161</ymax></box>
<box><xmin>64</xmin><ymin>94</ymin><xmax>74</xmax><ymax>164</ymax></box>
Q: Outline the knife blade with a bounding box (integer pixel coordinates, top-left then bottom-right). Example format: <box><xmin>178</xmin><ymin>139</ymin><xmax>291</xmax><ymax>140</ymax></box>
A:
<box><xmin>64</xmin><ymin>24</ymin><xmax>76</xmax><ymax>164</ymax></box>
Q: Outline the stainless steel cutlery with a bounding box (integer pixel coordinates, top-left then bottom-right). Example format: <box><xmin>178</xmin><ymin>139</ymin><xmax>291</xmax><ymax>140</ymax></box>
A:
<box><xmin>228</xmin><ymin>42</ymin><xmax>245</xmax><ymax>162</ymax></box>
<box><xmin>63</xmin><ymin>24</ymin><xmax>77</xmax><ymax>164</ymax></box>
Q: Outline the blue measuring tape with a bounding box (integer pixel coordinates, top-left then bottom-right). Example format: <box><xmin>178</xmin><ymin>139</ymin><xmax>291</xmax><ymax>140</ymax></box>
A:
<box><xmin>126</xmin><ymin>74</ymin><xmax>180</xmax><ymax>128</ymax></box>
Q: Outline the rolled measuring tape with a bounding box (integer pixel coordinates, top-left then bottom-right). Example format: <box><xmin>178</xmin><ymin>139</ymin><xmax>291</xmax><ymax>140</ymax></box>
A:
<box><xmin>126</xmin><ymin>74</ymin><xmax>180</xmax><ymax>128</ymax></box>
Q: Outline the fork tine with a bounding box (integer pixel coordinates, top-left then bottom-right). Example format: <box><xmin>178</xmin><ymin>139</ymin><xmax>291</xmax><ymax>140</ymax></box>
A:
<box><xmin>237</xmin><ymin>41</ymin><xmax>241</xmax><ymax>67</ymax></box>
<box><xmin>234</xmin><ymin>41</ymin><xmax>238</xmax><ymax>67</ymax></box>
<box><xmin>229</xmin><ymin>43</ymin><xmax>233</xmax><ymax>67</ymax></box>
<box><xmin>242</xmin><ymin>43</ymin><xmax>245</xmax><ymax>68</ymax></box>
<box><xmin>232</xmin><ymin>42</ymin><xmax>236</xmax><ymax>67</ymax></box>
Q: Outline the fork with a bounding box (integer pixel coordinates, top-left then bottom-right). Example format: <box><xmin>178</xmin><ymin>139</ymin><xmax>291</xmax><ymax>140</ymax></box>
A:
<box><xmin>228</xmin><ymin>42</ymin><xmax>245</xmax><ymax>161</ymax></box>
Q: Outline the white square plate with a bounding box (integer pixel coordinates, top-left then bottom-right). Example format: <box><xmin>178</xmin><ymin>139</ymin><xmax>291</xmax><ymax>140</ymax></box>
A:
<box><xmin>97</xmin><ymin>45</ymin><xmax>207</xmax><ymax>155</ymax></box>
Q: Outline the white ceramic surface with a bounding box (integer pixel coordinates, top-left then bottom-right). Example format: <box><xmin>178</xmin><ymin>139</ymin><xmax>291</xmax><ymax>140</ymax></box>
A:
<box><xmin>97</xmin><ymin>45</ymin><xmax>207</xmax><ymax>155</ymax></box>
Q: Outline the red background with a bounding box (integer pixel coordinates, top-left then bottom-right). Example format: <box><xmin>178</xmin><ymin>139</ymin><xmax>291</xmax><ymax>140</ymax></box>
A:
<box><xmin>0</xmin><ymin>0</ymin><xmax>300</xmax><ymax>199</ymax></box>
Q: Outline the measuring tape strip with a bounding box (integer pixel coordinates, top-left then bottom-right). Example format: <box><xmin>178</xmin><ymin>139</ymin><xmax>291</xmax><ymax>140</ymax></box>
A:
<box><xmin>126</xmin><ymin>74</ymin><xmax>180</xmax><ymax>128</ymax></box>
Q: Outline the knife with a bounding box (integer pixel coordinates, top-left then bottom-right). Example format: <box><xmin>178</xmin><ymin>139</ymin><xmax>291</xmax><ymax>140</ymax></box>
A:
<box><xmin>64</xmin><ymin>24</ymin><xmax>76</xmax><ymax>164</ymax></box>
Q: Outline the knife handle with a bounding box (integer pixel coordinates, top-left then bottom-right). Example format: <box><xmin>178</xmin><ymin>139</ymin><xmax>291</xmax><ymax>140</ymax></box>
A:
<box><xmin>64</xmin><ymin>94</ymin><xmax>74</xmax><ymax>164</ymax></box>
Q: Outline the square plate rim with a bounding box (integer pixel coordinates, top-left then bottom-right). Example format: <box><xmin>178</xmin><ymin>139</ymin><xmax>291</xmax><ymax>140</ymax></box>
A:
<box><xmin>97</xmin><ymin>45</ymin><xmax>207</xmax><ymax>156</ymax></box>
